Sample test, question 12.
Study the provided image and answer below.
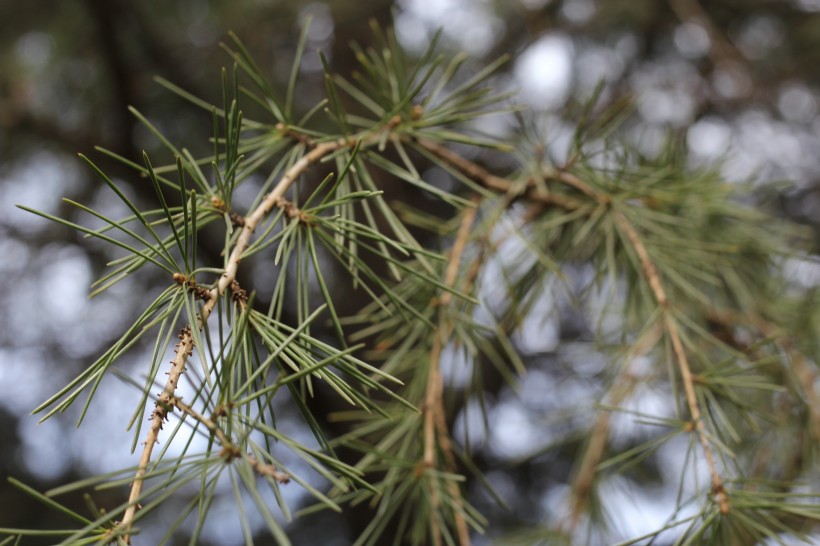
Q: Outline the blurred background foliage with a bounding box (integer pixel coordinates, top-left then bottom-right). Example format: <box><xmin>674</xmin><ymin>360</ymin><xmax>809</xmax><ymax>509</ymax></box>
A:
<box><xmin>3</xmin><ymin>0</ymin><xmax>820</xmax><ymax>544</ymax></box>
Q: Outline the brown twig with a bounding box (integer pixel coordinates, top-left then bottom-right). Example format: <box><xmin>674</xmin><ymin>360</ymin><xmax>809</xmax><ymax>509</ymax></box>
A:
<box><xmin>413</xmin><ymin>138</ymin><xmax>585</xmax><ymax>211</ymax></box>
<box><xmin>170</xmin><ymin>397</ymin><xmax>231</xmax><ymax>448</ymax></box>
<box><xmin>423</xmin><ymin>196</ymin><xmax>479</xmax><ymax>546</ymax></box>
<box><xmin>120</xmin><ymin>326</ymin><xmax>194</xmax><ymax>539</ymax></box>
<box><xmin>613</xmin><ymin>210</ymin><xmax>729</xmax><ymax>514</ymax></box>
<box><xmin>171</xmin><ymin>397</ymin><xmax>291</xmax><ymax>483</ymax></box>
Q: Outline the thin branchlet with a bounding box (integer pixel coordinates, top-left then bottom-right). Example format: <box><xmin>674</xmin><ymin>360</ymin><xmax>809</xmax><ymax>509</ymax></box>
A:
<box><xmin>423</xmin><ymin>195</ymin><xmax>479</xmax><ymax>546</ymax></box>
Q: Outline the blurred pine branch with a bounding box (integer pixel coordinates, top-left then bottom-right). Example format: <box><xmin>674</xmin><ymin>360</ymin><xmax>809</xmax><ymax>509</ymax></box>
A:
<box><xmin>5</xmin><ymin>18</ymin><xmax>820</xmax><ymax>546</ymax></box>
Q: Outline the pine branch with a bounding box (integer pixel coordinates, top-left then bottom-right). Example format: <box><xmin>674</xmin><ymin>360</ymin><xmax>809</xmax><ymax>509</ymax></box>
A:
<box><xmin>15</xmin><ymin>20</ymin><xmax>819</xmax><ymax>546</ymax></box>
<box><xmin>117</xmin><ymin>134</ymin><xmax>359</xmax><ymax>542</ymax></box>
<box><xmin>416</xmin><ymin>135</ymin><xmax>734</xmax><ymax>517</ymax></box>
<box><xmin>117</xmin><ymin>112</ymin><xmax>427</xmax><ymax>540</ymax></box>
